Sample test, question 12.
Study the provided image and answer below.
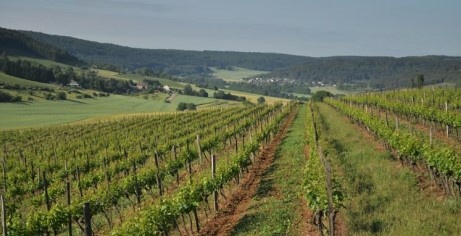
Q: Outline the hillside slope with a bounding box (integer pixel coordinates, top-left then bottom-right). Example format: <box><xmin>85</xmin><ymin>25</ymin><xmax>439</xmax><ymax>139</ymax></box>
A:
<box><xmin>0</xmin><ymin>27</ymin><xmax>83</xmax><ymax>66</ymax></box>
<box><xmin>21</xmin><ymin>30</ymin><xmax>313</xmax><ymax>74</ymax></box>
<box><xmin>259</xmin><ymin>56</ymin><xmax>461</xmax><ymax>89</ymax></box>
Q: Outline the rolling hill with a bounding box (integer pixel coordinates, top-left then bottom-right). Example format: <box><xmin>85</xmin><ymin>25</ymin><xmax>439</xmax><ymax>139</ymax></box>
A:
<box><xmin>21</xmin><ymin>30</ymin><xmax>313</xmax><ymax>74</ymax></box>
<box><xmin>20</xmin><ymin>29</ymin><xmax>461</xmax><ymax>89</ymax></box>
<box><xmin>0</xmin><ymin>27</ymin><xmax>83</xmax><ymax>66</ymax></box>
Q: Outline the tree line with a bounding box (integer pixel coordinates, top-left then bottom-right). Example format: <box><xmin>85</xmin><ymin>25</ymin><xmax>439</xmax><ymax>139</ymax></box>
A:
<box><xmin>0</xmin><ymin>56</ymin><xmax>134</xmax><ymax>94</ymax></box>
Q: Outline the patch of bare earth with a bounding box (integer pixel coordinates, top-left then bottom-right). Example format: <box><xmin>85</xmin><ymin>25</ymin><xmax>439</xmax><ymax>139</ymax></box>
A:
<box><xmin>198</xmin><ymin>107</ymin><xmax>298</xmax><ymax>236</ymax></box>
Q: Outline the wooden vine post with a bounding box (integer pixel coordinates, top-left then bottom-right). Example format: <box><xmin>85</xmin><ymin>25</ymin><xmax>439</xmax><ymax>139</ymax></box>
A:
<box><xmin>67</xmin><ymin>182</ymin><xmax>72</xmax><ymax>236</ymax></box>
<box><xmin>319</xmin><ymin>145</ymin><xmax>336</xmax><ymax>236</ymax></box>
<box><xmin>211</xmin><ymin>155</ymin><xmax>218</xmax><ymax>211</ymax></box>
<box><xmin>196</xmin><ymin>135</ymin><xmax>202</xmax><ymax>163</ymax></box>
<box><xmin>1</xmin><ymin>195</ymin><xmax>6</xmax><ymax>236</ymax></box>
<box><xmin>445</xmin><ymin>101</ymin><xmax>449</xmax><ymax>137</ymax></box>
<box><xmin>154</xmin><ymin>151</ymin><xmax>163</xmax><ymax>196</ymax></box>
<box><xmin>172</xmin><ymin>146</ymin><xmax>179</xmax><ymax>184</ymax></box>
<box><xmin>83</xmin><ymin>203</ymin><xmax>92</xmax><ymax>236</ymax></box>
<box><xmin>43</xmin><ymin>171</ymin><xmax>51</xmax><ymax>211</ymax></box>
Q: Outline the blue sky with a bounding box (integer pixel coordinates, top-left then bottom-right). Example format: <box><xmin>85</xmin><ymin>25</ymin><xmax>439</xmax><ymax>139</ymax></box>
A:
<box><xmin>1</xmin><ymin>0</ymin><xmax>460</xmax><ymax>57</ymax></box>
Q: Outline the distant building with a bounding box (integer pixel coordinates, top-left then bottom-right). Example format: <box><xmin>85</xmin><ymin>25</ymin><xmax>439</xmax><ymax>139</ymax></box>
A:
<box><xmin>136</xmin><ymin>82</ymin><xmax>148</xmax><ymax>90</ymax></box>
<box><xmin>68</xmin><ymin>80</ymin><xmax>80</xmax><ymax>87</ymax></box>
<box><xmin>163</xmin><ymin>85</ymin><xmax>170</xmax><ymax>92</ymax></box>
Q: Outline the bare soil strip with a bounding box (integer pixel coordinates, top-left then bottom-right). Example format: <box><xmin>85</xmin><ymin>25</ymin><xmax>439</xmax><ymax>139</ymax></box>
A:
<box><xmin>199</xmin><ymin>107</ymin><xmax>298</xmax><ymax>236</ymax></box>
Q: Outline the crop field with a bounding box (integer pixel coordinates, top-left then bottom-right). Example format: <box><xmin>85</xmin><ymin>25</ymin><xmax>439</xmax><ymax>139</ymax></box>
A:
<box><xmin>0</xmin><ymin>103</ymin><xmax>292</xmax><ymax>235</ymax></box>
<box><xmin>0</xmin><ymin>93</ymin><xmax>238</xmax><ymax>130</ymax></box>
<box><xmin>210</xmin><ymin>67</ymin><xmax>268</xmax><ymax>82</ymax></box>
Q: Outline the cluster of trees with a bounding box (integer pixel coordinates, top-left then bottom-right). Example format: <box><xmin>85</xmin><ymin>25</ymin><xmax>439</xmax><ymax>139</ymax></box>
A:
<box><xmin>182</xmin><ymin>84</ymin><xmax>208</xmax><ymax>97</ymax></box>
<box><xmin>0</xmin><ymin>57</ymin><xmax>135</xmax><ymax>94</ymax></box>
<box><xmin>44</xmin><ymin>91</ymin><xmax>67</xmax><ymax>100</ymax></box>
<box><xmin>0</xmin><ymin>90</ymin><xmax>22</xmax><ymax>102</ymax></box>
<box><xmin>213</xmin><ymin>90</ymin><xmax>246</xmax><ymax>101</ymax></box>
<box><xmin>410</xmin><ymin>74</ymin><xmax>425</xmax><ymax>88</ymax></box>
<box><xmin>176</xmin><ymin>102</ymin><xmax>196</xmax><ymax>111</ymax></box>
<box><xmin>311</xmin><ymin>90</ymin><xmax>334</xmax><ymax>102</ymax></box>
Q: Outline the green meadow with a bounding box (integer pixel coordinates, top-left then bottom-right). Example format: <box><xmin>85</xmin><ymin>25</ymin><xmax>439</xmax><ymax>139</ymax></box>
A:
<box><xmin>0</xmin><ymin>93</ymin><xmax>239</xmax><ymax>130</ymax></box>
<box><xmin>210</xmin><ymin>67</ymin><xmax>268</xmax><ymax>82</ymax></box>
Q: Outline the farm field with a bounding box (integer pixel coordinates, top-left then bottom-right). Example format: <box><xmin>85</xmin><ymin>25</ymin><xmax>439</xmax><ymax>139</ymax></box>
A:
<box><xmin>1</xmin><ymin>83</ymin><xmax>461</xmax><ymax>235</ymax></box>
<box><xmin>0</xmin><ymin>72</ymin><xmax>53</xmax><ymax>88</ymax></box>
<box><xmin>0</xmin><ymin>93</ymin><xmax>238</xmax><ymax>130</ymax></box>
<box><xmin>210</xmin><ymin>67</ymin><xmax>268</xmax><ymax>82</ymax></box>
<box><xmin>0</xmin><ymin>103</ymin><xmax>292</xmax><ymax>235</ymax></box>
<box><xmin>309</xmin><ymin>85</ymin><xmax>353</xmax><ymax>95</ymax></box>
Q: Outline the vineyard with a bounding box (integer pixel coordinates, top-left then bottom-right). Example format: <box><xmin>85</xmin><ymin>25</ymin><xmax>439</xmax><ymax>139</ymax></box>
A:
<box><xmin>1</xmin><ymin>87</ymin><xmax>460</xmax><ymax>236</ymax></box>
<box><xmin>0</xmin><ymin>103</ymin><xmax>294</xmax><ymax>235</ymax></box>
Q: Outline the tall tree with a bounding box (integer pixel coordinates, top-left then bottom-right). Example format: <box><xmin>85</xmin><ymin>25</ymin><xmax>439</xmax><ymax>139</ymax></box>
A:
<box><xmin>417</xmin><ymin>74</ymin><xmax>424</xmax><ymax>88</ymax></box>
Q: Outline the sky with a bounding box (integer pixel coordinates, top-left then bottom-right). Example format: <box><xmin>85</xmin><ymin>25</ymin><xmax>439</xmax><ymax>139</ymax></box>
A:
<box><xmin>0</xmin><ymin>0</ymin><xmax>460</xmax><ymax>57</ymax></box>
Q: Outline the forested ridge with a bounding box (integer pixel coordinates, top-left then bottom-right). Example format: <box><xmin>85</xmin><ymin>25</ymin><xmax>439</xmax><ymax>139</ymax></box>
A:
<box><xmin>1</xmin><ymin>28</ymin><xmax>459</xmax><ymax>91</ymax></box>
<box><xmin>260</xmin><ymin>56</ymin><xmax>461</xmax><ymax>89</ymax></box>
<box><xmin>21</xmin><ymin>29</ymin><xmax>461</xmax><ymax>89</ymax></box>
<box><xmin>0</xmin><ymin>27</ymin><xmax>83</xmax><ymax>66</ymax></box>
<box><xmin>21</xmin><ymin>30</ymin><xmax>312</xmax><ymax>74</ymax></box>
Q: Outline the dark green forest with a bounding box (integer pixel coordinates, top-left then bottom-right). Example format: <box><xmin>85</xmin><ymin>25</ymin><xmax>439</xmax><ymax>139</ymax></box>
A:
<box><xmin>259</xmin><ymin>56</ymin><xmax>461</xmax><ymax>89</ymax></box>
<box><xmin>21</xmin><ymin>30</ymin><xmax>311</xmax><ymax>75</ymax></box>
<box><xmin>0</xmin><ymin>27</ymin><xmax>83</xmax><ymax>66</ymax></box>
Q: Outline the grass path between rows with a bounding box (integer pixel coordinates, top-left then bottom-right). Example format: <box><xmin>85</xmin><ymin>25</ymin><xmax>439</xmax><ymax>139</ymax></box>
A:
<box><xmin>317</xmin><ymin>103</ymin><xmax>461</xmax><ymax>235</ymax></box>
<box><xmin>227</xmin><ymin>104</ymin><xmax>312</xmax><ymax>235</ymax></box>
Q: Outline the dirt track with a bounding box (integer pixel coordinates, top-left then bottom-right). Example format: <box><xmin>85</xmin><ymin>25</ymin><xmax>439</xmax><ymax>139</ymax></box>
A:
<box><xmin>199</xmin><ymin>107</ymin><xmax>298</xmax><ymax>236</ymax></box>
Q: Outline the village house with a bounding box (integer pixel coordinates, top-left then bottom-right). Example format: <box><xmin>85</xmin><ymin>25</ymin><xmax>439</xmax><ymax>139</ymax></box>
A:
<box><xmin>68</xmin><ymin>80</ymin><xmax>80</xmax><ymax>87</ymax></box>
<box><xmin>136</xmin><ymin>82</ymin><xmax>148</xmax><ymax>90</ymax></box>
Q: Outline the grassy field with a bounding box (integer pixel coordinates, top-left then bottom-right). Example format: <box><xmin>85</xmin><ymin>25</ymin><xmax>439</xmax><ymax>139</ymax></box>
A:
<box><xmin>1</xmin><ymin>56</ymin><xmax>285</xmax><ymax>130</ymax></box>
<box><xmin>12</xmin><ymin>56</ymin><xmax>74</xmax><ymax>68</ymax></box>
<box><xmin>0</xmin><ymin>93</ymin><xmax>238</xmax><ymax>130</ymax></box>
<box><xmin>210</xmin><ymin>67</ymin><xmax>268</xmax><ymax>82</ymax></box>
<box><xmin>309</xmin><ymin>86</ymin><xmax>353</xmax><ymax>95</ymax></box>
<box><xmin>0</xmin><ymin>72</ymin><xmax>54</xmax><ymax>88</ymax></box>
<box><xmin>117</xmin><ymin>73</ymin><xmax>185</xmax><ymax>89</ymax></box>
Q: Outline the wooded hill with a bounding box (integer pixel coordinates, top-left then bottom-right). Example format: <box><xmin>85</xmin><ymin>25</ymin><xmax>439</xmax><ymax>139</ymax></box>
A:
<box><xmin>254</xmin><ymin>56</ymin><xmax>461</xmax><ymax>89</ymax></box>
<box><xmin>0</xmin><ymin>27</ymin><xmax>83</xmax><ymax>66</ymax></box>
<box><xmin>3</xmin><ymin>28</ymin><xmax>460</xmax><ymax>90</ymax></box>
<box><xmin>21</xmin><ymin>30</ymin><xmax>312</xmax><ymax>75</ymax></box>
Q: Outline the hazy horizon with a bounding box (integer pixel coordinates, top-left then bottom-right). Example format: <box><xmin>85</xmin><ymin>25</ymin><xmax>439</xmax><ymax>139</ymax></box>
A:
<box><xmin>1</xmin><ymin>0</ymin><xmax>460</xmax><ymax>57</ymax></box>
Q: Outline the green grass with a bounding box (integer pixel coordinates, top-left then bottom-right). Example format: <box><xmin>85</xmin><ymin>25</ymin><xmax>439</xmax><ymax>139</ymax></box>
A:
<box><xmin>116</xmin><ymin>73</ymin><xmax>185</xmax><ymax>89</ymax></box>
<box><xmin>0</xmin><ymin>72</ymin><xmax>54</xmax><ymax>88</ymax></box>
<box><xmin>230</xmin><ymin>105</ymin><xmax>306</xmax><ymax>235</ymax></box>
<box><xmin>210</xmin><ymin>67</ymin><xmax>268</xmax><ymax>82</ymax></box>
<box><xmin>0</xmin><ymin>93</ymin><xmax>237</xmax><ymax>130</ymax></box>
<box><xmin>12</xmin><ymin>56</ymin><xmax>74</xmax><ymax>68</ymax></box>
<box><xmin>309</xmin><ymin>86</ymin><xmax>352</xmax><ymax>95</ymax></box>
<box><xmin>317</xmin><ymin>103</ymin><xmax>461</xmax><ymax>236</ymax></box>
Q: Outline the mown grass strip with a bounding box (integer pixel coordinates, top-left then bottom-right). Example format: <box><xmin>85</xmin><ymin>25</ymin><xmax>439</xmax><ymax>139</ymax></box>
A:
<box><xmin>230</xmin><ymin>104</ymin><xmax>308</xmax><ymax>235</ymax></box>
<box><xmin>318</xmin><ymin>103</ymin><xmax>461</xmax><ymax>235</ymax></box>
